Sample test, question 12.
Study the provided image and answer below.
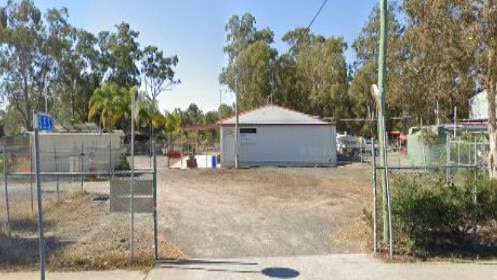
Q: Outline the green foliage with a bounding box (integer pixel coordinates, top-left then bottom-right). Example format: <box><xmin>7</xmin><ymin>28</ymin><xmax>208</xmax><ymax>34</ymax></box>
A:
<box><xmin>391</xmin><ymin>170</ymin><xmax>497</xmax><ymax>255</ymax></box>
<box><xmin>114</xmin><ymin>153</ymin><xmax>130</xmax><ymax>171</ymax></box>
<box><xmin>420</xmin><ymin>127</ymin><xmax>439</xmax><ymax>146</ymax></box>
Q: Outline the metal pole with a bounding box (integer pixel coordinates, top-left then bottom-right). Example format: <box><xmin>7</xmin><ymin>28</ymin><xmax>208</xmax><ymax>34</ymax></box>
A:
<box><xmin>34</xmin><ymin>126</ymin><xmax>46</xmax><ymax>280</ymax></box>
<box><xmin>377</xmin><ymin>0</ymin><xmax>390</xmax><ymax>243</ymax></box>
<box><xmin>474</xmin><ymin>137</ymin><xmax>478</xmax><ymax>166</ymax></box>
<box><xmin>473</xmin><ymin>166</ymin><xmax>478</xmax><ymax>255</ymax></box>
<box><xmin>446</xmin><ymin>134</ymin><xmax>450</xmax><ymax>182</ymax></box>
<box><xmin>54</xmin><ymin>143</ymin><xmax>59</xmax><ymax>200</ymax></box>
<box><xmin>152</xmin><ymin>141</ymin><xmax>158</xmax><ymax>260</ymax></box>
<box><xmin>234</xmin><ymin>73</ymin><xmax>239</xmax><ymax>168</ymax></box>
<box><xmin>371</xmin><ymin>138</ymin><xmax>377</xmax><ymax>254</ymax></box>
<box><xmin>453</xmin><ymin>106</ymin><xmax>457</xmax><ymax>138</ymax></box>
<box><xmin>150</xmin><ymin>120</ymin><xmax>153</xmax><ymax>168</ymax></box>
<box><xmin>80</xmin><ymin>142</ymin><xmax>84</xmax><ymax>189</ymax></box>
<box><xmin>384</xmin><ymin>130</ymin><xmax>394</xmax><ymax>259</ymax></box>
<box><xmin>130</xmin><ymin>93</ymin><xmax>136</xmax><ymax>263</ymax></box>
<box><xmin>360</xmin><ymin>140</ymin><xmax>363</xmax><ymax>163</ymax></box>
<box><xmin>3</xmin><ymin>144</ymin><xmax>10</xmax><ymax>238</ymax></box>
<box><xmin>30</xmin><ymin>139</ymin><xmax>34</xmax><ymax>214</ymax></box>
<box><xmin>109</xmin><ymin>133</ymin><xmax>113</xmax><ymax>177</ymax></box>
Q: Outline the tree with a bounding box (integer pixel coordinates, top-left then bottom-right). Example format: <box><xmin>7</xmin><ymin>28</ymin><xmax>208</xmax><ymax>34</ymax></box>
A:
<box><xmin>460</xmin><ymin>1</ymin><xmax>497</xmax><ymax>177</ymax></box>
<box><xmin>279</xmin><ymin>28</ymin><xmax>351</xmax><ymax>122</ymax></box>
<box><xmin>0</xmin><ymin>0</ymin><xmax>72</xmax><ymax>130</ymax></box>
<box><xmin>218</xmin><ymin>103</ymin><xmax>234</xmax><ymax>120</ymax></box>
<box><xmin>401</xmin><ymin>0</ymin><xmax>474</xmax><ymax>125</ymax></box>
<box><xmin>53</xmin><ymin>29</ymin><xmax>103</xmax><ymax>125</ymax></box>
<box><xmin>220</xmin><ymin>13</ymin><xmax>277</xmax><ymax>111</ymax></box>
<box><xmin>234</xmin><ymin>40</ymin><xmax>277</xmax><ymax>110</ymax></box>
<box><xmin>164</xmin><ymin>110</ymin><xmax>182</xmax><ymax>142</ymax></box>
<box><xmin>141</xmin><ymin>44</ymin><xmax>179</xmax><ymax>148</ymax></box>
<box><xmin>88</xmin><ymin>82</ymin><xmax>134</xmax><ymax>131</ymax></box>
<box><xmin>98</xmin><ymin>22</ymin><xmax>141</xmax><ymax>88</ymax></box>
<box><xmin>181</xmin><ymin>103</ymin><xmax>204</xmax><ymax>126</ymax></box>
<box><xmin>141</xmin><ymin>45</ymin><xmax>179</xmax><ymax>100</ymax></box>
<box><xmin>348</xmin><ymin>1</ymin><xmax>404</xmax><ymax>135</ymax></box>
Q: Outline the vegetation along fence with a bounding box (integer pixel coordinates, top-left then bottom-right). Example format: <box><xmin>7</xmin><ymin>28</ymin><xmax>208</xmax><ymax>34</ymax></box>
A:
<box><xmin>372</xmin><ymin>164</ymin><xmax>497</xmax><ymax>259</ymax></box>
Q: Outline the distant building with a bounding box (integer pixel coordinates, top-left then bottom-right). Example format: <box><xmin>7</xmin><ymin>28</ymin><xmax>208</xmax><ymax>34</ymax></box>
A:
<box><xmin>469</xmin><ymin>90</ymin><xmax>490</xmax><ymax>121</ymax></box>
<box><xmin>219</xmin><ymin>105</ymin><xmax>337</xmax><ymax>167</ymax></box>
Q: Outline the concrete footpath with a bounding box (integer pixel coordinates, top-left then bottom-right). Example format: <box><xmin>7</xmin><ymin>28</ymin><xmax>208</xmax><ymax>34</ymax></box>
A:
<box><xmin>2</xmin><ymin>254</ymin><xmax>497</xmax><ymax>280</ymax></box>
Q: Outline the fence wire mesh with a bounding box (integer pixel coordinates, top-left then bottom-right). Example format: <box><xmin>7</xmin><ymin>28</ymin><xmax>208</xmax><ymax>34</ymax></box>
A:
<box><xmin>373</xmin><ymin>165</ymin><xmax>497</xmax><ymax>259</ymax></box>
<box><xmin>0</xmin><ymin>141</ymin><xmax>157</xmax><ymax>269</ymax></box>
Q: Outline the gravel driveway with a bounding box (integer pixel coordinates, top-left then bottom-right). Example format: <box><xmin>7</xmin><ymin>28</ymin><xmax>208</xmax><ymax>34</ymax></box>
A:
<box><xmin>154</xmin><ymin>162</ymin><xmax>373</xmax><ymax>258</ymax></box>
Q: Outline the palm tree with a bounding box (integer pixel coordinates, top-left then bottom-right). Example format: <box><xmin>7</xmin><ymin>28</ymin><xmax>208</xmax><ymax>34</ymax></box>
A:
<box><xmin>88</xmin><ymin>82</ymin><xmax>135</xmax><ymax>131</ymax></box>
<box><xmin>88</xmin><ymin>83</ymin><xmax>119</xmax><ymax>130</ymax></box>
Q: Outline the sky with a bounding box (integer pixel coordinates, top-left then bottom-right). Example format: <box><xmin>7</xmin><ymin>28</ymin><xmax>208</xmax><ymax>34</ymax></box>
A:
<box><xmin>35</xmin><ymin>0</ymin><xmax>377</xmax><ymax>113</ymax></box>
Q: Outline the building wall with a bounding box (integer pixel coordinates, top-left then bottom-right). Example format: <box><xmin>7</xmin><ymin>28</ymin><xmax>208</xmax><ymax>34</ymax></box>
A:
<box><xmin>220</xmin><ymin>125</ymin><xmax>336</xmax><ymax>167</ymax></box>
<box><xmin>30</xmin><ymin>132</ymin><xmax>124</xmax><ymax>173</ymax></box>
<box><xmin>470</xmin><ymin>91</ymin><xmax>489</xmax><ymax>120</ymax></box>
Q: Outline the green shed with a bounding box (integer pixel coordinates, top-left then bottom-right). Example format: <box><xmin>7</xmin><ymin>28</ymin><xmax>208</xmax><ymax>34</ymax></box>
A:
<box><xmin>407</xmin><ymin>126</ymin><xmax>447</xmax><ymax>166</ymax></box>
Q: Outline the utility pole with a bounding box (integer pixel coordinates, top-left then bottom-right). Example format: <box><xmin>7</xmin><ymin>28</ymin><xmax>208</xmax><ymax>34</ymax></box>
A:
<box><xmin>377</xmin><ymin>0</ymin><xmax>391</xmax><ymax>244</ymax></box>
<box><xmin>234</xmin><ymin>74</ymin><xmax>239</xmax><ymax>168</ymax></box>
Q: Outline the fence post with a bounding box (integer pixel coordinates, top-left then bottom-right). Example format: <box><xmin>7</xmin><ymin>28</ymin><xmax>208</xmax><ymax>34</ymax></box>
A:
<box><xmin>474</xmin><ymin>137</ymin><xmax>478</xmax><ymax>166</ymax></box>
<box><xmin>109</xmin><ymin>133</ymin><xmax>113</xmax><ymax>177</ymax></box>
<box><xmin>446</xmin><ymin>134</ymin><xmax>450</xmax><ymax>183</ymax></box>
<box><xmin>80</xmin><ymin>142</ymin><xmax>84</xmax><ymax>189</ymax></box>
<box><xmin>457</xmin><ymin>140</ymin><xmax>461</xmax><ymax>165</ymax></box>
<box><xmin>30</xmin><ymin>139</ymin><xmax>34</xmax><ymax>214</ymax></box>
<box><xmin>33</xmin><ymin>125</ymin><xmax>46</xmax><ymax>280</ymax></box>
<box><xmin>3</xmin><ymin>144</ymin><xmax>10</xmax><ymax>238</ymax></box>
<box><xmin>473</xmin><ymin>166</ymin><xmax>479</xmax><ymax>256</ymax></box>
<box><xmin>153</xmin><ymin>141</ymin><xmax>158</xmax><ymax>260</ymax></box>
<box><xmin>371</xmin><ymin>138</ymin><xmax>377</xmax><ymax>254</ymax></box>
<box><xmin>54</xmin><ymin>142</ymin><xmax>59</xmax><ymax>200</ymax></box>
<box><xmin>360</xmin><ymin>140</ymin><xmax>363</xmax><ymax>163</ymax></box>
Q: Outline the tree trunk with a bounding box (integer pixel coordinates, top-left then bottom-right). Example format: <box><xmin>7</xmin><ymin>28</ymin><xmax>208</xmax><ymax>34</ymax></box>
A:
<box><xmin>23</xmin><ymin>75</ymin><xmax>32</xmax><ymax>131</ymax></box>
<box><xmin>487</xmin><ymin>49</ymin><xmax>497</xmax><ymax>178</ymax></box>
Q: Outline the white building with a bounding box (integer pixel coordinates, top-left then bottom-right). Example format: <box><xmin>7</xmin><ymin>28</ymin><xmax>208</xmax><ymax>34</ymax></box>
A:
<box><xmin>220</xmin><ymin>105</ymin><xmax>337</xmax><ymax>168</ymax></box>
<box><xmin>469</xmin><ymin>90</ymin><xmax>489</xmax><ymax>120</ymax></box>
<box><xmin>30</xmin><ymin>131</ymin><xmax>124</xmax><ymax>173</ymax></box>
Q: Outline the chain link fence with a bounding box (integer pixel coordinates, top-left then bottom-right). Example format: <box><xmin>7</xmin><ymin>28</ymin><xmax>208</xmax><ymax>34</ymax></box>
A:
<box><xmin>0</xmin><ymin>137</ymin><xmax>158</xmax><ymax>270</ymax></box>
<box><xmin>372</xmin><ymin>164</ymin><xmax>497</xmax><ymax>259</ymax></box>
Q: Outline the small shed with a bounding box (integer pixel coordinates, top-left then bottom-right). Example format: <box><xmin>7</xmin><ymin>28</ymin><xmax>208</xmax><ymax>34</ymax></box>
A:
<box><xmin>29</xmin><ymin>131</ymin><xmax>124</xmax><ymax>173</ymax></box>
<box><xmin>407</xmin><ymin>125</ymin><xmax>447</xmax><ymax>166</ymax></box>
<box><xmin>220</xmin><ymin>105</ymin><xmax>337</xmax><ymax>167</ymax></box>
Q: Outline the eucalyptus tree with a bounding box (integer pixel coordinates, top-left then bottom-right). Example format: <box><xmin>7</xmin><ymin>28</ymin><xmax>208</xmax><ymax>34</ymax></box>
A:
<box><xmin>348</xmin><ymin>1</ymin><xmax>404</xmax><ymax>135</ymax></box>
<box><xmin>53</xmin><ymin>29</ymin><xmax>103</xmax><ymax>125</ymax></box>
<box><xmin>141</xmin><ymin>44</ymin><xmax>179</xmax><ymax>146</ymax></box>
<box><xmin>280</xmin><ymin>28</ymin><xmax>349</xmax><ymax>120</ymax></box>
<box><xmin>98</xmin><ymin>22</ymin><xmax>141</xmax><ymax>88</ymax></box>
<box><xmin>459</xmin><ymin>0</ymin><xmax>497</xmax><ymax>177</ymax></box>
<box><xmin>141</xmin><ymin>45</ymin><xmax>179</xmax><ymax>100</ymax></box>
<box><xmin>0</xmin><ymin>0</ymin><xmax>73</xmax><ymax>130</ymax></box>
<box><xmin>220</xmin><ymin>13</ymin><xmax>277</xmax><ymax>111</ymax></box>
<box><xmin>401</xmin><ymin>0</ymin><xmax>475</xmax><ymax>125</ymax></box>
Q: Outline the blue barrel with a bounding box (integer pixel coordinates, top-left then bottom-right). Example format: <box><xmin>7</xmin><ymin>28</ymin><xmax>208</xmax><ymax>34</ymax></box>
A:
<box><xmin>211</xmin><ymin>155</ymin><xmax>217</xmax><ymax>168</ymax></box>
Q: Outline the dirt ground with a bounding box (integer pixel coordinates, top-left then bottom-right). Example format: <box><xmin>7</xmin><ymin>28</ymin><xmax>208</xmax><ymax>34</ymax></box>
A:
<box><xmin>0</xmin><ymin>155</ymin><xmax>375</xmax><ymax>270</ymax></box>
<box><xmin>154</xmin><ymin>159</ymin><xmax>374</xmax><ymax>258</ymax></box>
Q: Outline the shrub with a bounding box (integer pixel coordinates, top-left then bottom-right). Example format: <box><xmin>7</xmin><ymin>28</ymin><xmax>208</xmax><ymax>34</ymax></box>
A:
<box><xmin>114</xmin><ymin>153</ymin><xmax>130</xmax><ymax>171</ymax></box>
<box><xmin>390</xmin><ymin>170</ymin><xmax>497</xmax><ymax>256</ymax></box>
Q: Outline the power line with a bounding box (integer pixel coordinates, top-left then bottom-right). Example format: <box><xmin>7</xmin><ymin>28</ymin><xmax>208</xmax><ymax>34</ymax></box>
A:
<box><xmin>293</xmin><ymin>0</ymin><xmax>329</xmax><ymax>49</ymax></box>
<box><xmin>306</xmin><ymin>0</ymin><xmax>329</xmax><ymax>31</ymax></box>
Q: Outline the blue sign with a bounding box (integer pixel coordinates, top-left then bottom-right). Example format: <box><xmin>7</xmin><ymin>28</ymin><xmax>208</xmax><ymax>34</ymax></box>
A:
<box><xmin>35</xmin><ymin>113</ymin><xmax>54</xmax><ymax>132</ymax></box>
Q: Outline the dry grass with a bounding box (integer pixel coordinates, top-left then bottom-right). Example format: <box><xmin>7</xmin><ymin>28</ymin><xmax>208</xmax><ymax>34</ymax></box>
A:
<box><xmin>0</xmin><ymin>190</ymin><xmax>185</xmax><ymax>271</ymax></box>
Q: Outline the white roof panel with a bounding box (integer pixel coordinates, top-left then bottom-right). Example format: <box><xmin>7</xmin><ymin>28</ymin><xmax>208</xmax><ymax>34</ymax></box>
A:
<box><xmin>221</xmin><ymin>105</ymin><xmax>330</xmax><ymax>125</ymax></box>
